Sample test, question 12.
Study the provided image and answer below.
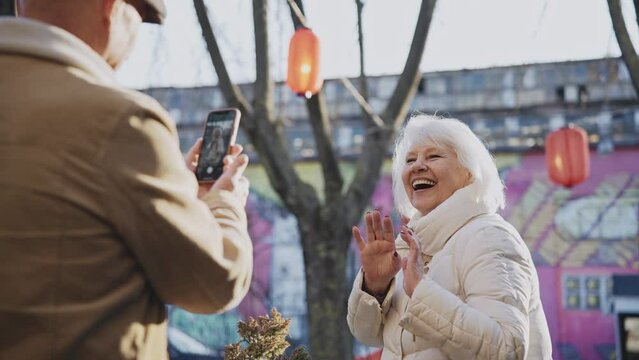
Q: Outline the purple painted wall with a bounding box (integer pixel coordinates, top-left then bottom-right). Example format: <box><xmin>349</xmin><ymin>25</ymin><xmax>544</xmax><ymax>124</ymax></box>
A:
<box><xmin>502</xmin><ymin>149</ymin><xmax>639</xmax><ymax>359</ymax></box>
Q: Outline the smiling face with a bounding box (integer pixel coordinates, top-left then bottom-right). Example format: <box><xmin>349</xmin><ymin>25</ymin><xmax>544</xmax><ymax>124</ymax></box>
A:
<box><xmin>401</xmin><ymin>143</ymin><xmax>472</xmax><ymax>215</ymax></box>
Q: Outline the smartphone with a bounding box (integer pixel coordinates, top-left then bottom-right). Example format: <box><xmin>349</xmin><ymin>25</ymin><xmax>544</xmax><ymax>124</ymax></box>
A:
<box><xmin>195</xmin><ymin>108</ymin><xmax>241</xmax><ymax>183</ymax></box>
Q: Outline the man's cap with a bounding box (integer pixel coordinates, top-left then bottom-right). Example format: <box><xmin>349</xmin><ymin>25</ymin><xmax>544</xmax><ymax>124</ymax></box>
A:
<box><xmin>140</xmin><ymin>0</ymin><xmax>167</xmax><ymax>24</ymax></box>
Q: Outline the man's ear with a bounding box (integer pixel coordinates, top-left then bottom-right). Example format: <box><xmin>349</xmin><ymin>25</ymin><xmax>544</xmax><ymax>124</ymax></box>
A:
<box><xmin>101</xmin><ymin>0</ymin><xmax>117</xmax><ymax>25</ymax></box>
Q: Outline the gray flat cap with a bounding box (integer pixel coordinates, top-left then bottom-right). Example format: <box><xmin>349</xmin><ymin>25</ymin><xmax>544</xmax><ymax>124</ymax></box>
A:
<box><xmin>141</xmin><ymin>0</ymin><xmax>166</xmax><ymax>24</ymax></box>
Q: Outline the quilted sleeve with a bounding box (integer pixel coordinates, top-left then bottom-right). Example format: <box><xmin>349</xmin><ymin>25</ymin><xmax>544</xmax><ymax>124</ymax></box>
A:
<box><xmin>347</xmin><ymin>269</ymin><xmax>395</xmax><ymax>347</ymax></box>
<box><xmin>398</xmin><ymin>226</ymin><xmax>533</xmax><ymax>360</ymax></box>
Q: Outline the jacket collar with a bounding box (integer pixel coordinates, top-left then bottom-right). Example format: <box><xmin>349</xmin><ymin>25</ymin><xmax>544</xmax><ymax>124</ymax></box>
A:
<box><xmin>0</xmin><ymin>18</ymin><xmax>117</xmax><ymax>85</ymax></box>
<box><xmin>395</xmin><ymin>185</ymin><xmax>491</xmax><ymax>256</ymax></box>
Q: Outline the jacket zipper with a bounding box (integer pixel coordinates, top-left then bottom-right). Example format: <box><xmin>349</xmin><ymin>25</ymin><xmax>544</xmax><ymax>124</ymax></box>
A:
<box><xmin>399</xmin><ymin>300</ymin><xmax>410</xmax><ymax>357</ymax></box>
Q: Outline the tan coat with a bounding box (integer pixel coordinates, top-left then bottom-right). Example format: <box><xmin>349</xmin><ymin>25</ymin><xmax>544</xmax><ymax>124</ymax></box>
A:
<box><xmin>0</xmin><ymin>18</ymin><xmax>252</xmax><ymax>359</ymax></box>
<box><xmin>347</xmin><ymin>187</ymin><xmax>552</xmax><ymax>359</ymax></box>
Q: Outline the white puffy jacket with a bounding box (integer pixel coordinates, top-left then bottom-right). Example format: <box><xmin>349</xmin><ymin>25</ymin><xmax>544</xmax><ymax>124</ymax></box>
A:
<box><xmin>347</xmin><ymin>187</ymin><xmax>552</xmax><ymax>359</ymax></box>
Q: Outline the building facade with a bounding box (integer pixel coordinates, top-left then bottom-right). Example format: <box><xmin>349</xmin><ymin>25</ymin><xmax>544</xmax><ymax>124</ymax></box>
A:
<box><xmin>146</xmin><ymin>57</ymin><xmax>639</xmax><ymax>158</ymax></box>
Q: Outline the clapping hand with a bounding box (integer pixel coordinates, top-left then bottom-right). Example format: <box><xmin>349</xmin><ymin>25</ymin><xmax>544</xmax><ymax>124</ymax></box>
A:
<box><xmin>400</xmin><ymin>225</ymin><xmax>424</xmax><ymax>298</ymax></box>
<box><xmin>352</xmin><ymin>210</ymin><xmax>402</xmax><ymax>295</ymax></box>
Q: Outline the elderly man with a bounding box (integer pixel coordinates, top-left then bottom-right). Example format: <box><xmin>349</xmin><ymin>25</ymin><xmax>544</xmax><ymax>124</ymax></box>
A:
<box><xmin>0</xmin><ymin>1</ymin><xmax>253</xmax><ymax>359</ymax></box>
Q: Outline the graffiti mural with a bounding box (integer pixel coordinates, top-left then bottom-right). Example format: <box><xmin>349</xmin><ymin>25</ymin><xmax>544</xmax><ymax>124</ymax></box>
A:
<box><xmin>502</xmin><ymin>149</ymin><xmax>639</xmax><ymax>360</ymax></box>
<box><xmin>169</xmin><ymin>149</ymin><xmax>639</xmax><ymax>360</ymax></box>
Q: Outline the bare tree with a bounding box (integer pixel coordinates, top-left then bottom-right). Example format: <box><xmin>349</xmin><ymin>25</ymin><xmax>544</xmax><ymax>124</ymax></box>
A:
<box><xmin>194</xmin><ymin>0</ymin><xmax>437</xmax><ymax>358</ymax></box>
<box><xmin>609</xmin><ymin>0</ymin><xmax>639</xmax><ymax>95</ymax></box>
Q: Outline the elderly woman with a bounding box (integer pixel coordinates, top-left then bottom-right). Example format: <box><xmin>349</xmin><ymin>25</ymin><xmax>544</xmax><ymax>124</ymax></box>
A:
<box><xmin>348</xmin><ymin>115</ymin><xmax>552</xmax><ymax>359</ymax></box>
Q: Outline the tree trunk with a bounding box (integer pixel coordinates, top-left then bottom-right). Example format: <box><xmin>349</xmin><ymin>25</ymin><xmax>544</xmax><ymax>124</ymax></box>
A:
<box><xmin>194</xmin><ymin>0</ymin><xmax>438</xmax><ymax>357</ymax></box>
<box><xmin>299</xmin><ymin>219</ymin><xmax>353</xmax><ymax>360</ymax></box>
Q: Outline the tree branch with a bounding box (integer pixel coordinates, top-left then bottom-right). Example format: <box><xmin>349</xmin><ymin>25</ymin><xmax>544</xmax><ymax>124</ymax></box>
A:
<box><xmin>287</xmin><ymin>0</ymin><xmax>308</xmax><ymax>28</ymax></box>
<box><xmin>344</xmin><ymin>0</ymin><xmax>437</xmax><ymax>225</ymax></box>
<box><xmin>195</xmin><ymin>0</ymin><xmax>319</xmax><ymax>218</ymax></box>
<box><xmin>253</xmin><ymin>0</ymin><xmax>274</xmax><ymax>121</ymax></box>
<box><xmin>609</xmin><ymin>0</ymin><xmax>639</xmax><ymax>96</ymax></box>
<box><xmin>382</xmin><ymin>0</ymin><xmax>437</xmax><ymax>127</ymax></box>
<box><xmin>355</xmin><ymin>0</ymin><xmax>369</xmax><ymax>102</ymax></box>
<box><xmin>342</xmin><ymin>127</ymin><xmax>393</xmax><ymax>228</ymax></box>
<box><xmin>339</xmin><ymin>77</ymin><xmax>384</xmax><ymax>128</ymax></box>
<box><xmin>286</xmin><ymin>0</ymin><xmax>344</xmax><ymax>206</ymax></box>
<box><xmin>193</xmin><ymin>0</ymin><xmax>254</xmax><ymax>120</ymax></box>
<box><xmin>333</xmin><ymin>1</ymin><xmax>385</xmax><ymax>132</ymax></box>
<box><xmin>305</xmin><ymin>93</ymin><xmax>344</xmax><ymax>205</ymax></box>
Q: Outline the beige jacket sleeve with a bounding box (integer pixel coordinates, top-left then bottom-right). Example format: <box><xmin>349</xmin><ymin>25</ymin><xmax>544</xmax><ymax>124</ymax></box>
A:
<box><xmin>100</xmin><ymin>106</ymin><xmax>252</xmax><ymax>314</ymax></box>
<box><xmin>347</xmin><ymin>269</ymin><xmax>395</xmax><ymax>347</ymax></box>
<box><xmin>399</xmin><ymin>226</ymin><xmax>532</xmax><ymax>360</ymax></box>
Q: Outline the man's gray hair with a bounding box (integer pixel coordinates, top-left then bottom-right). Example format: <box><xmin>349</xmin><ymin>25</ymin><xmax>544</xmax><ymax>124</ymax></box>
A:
<box><xmin>392</xmin><ymin>114</ymin><xmax>505</xmax><ymax>217</ymax></box>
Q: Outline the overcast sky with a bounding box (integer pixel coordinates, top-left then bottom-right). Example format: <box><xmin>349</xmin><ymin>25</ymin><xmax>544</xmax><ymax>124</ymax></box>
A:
<box><xmin>115</xmin><ymin>0</ymin><xmax>639</xmax><ymax>89</ymax></box>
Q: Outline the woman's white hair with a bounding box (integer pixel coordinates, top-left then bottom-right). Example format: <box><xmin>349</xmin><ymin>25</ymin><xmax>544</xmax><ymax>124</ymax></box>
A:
<box><xmin>392</xmin><ymin>114</ymin><xmax>505</xmax><ymax>217</ymax></box>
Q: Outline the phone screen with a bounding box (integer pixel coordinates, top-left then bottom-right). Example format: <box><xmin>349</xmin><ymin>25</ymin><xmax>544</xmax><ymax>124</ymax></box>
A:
<box><xmin>195</xmin><ymin>110</ymin><xmax>239</xmax><ymax>182</ymax></box>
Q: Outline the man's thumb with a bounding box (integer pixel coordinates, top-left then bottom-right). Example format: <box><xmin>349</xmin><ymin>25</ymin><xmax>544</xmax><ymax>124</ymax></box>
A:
<box><xmin>227</xmin><ymin>154</ymin><xmax>249</xmax><ymax>175</ymax></box>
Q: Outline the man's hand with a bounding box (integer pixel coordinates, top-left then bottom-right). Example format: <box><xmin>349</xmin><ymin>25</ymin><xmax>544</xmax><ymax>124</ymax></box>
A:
<box><xmin>212</xmin><ymin>147</ymin><xmax>249</xmax><ymax>206</ymax></box>
<box><xmin>185</xmin><ymin>138</ymin><xmax>211</xmax><ymax>198</ymax></box>
<box><xmin>185</xmin><ymin>139</ymin><xmax>249</xmax><ymax>204</ymax></box>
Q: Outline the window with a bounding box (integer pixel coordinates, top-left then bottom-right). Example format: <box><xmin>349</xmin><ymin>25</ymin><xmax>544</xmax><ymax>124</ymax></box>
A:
<box><xmin>562</xmin><ymin>274</ymin><xmax>612</xmax><ymax>312</ymax></box>
<box><xmin>523</xmin><ymin>68</ymin><xmax>536</xmax><ymax>89</ymax></box>
<box><xmin>504</xmin><ymin>117</ymin><xmax>519</xmax><ymax>135</ymax></box>
<box><xmin>417</xmin><ymin>77</ymin><xmax>426</xmax><ymax>94</ymax></box>
<box><xmin>564</xmin><ymin>276</ymin><xmax>581</xmax><ymax>310</ymax></box>
<box><xmin>426</xmin><ymin>77</ymin><xmax>447</xmax><ymax>95</ymax></box>
<box><xmin>585</xmin><ymin>277</ymin><xmax>601</xmax><ymax>310</ymax></box>
<box><xmin>469</xmin><ymin>73</ymin><xmax>486</xmax><ymax>91</ymax></box>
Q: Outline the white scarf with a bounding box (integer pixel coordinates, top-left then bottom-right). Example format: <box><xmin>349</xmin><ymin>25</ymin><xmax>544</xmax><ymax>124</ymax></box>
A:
<box><xmin>395</xmin><ymin>186</ymin><xmax>491</xmax><ymax>264</ymax></box>
<box><xmin>0</xmin><ymin>17</ymin><xmax>117</xmax><ymax>85</ymax></box>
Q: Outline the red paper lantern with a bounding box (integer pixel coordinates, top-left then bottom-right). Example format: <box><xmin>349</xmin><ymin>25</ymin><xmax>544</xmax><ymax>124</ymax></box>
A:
<box><xmin>287</xmin><ymin>27</ymin><xmax>322</xmax><ymax>98</ymax></box>
<box><xmin>545</xmin><ymin>124</ymin><xmax>590</xmax><ymax>187</ymax></box>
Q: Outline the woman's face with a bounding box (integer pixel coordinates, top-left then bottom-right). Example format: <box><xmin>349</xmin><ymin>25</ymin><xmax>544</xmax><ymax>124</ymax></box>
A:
<box><xmin>401</xmin><ymin>143</ymin><xmax>472</xmax><ymax>215</ymax></box>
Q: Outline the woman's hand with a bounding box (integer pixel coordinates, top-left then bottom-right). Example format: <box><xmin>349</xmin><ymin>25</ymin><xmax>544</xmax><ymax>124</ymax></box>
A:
<box><xmin>353</xmin><ymin>210</ymin><xmax>402</xmax><ymax>295</ymax></box>
<box><xmin>400</xmin><ymin>225</ymin><xmax>424</xmax><ymax>297</ymax></box>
